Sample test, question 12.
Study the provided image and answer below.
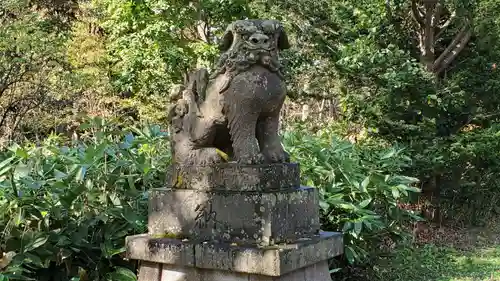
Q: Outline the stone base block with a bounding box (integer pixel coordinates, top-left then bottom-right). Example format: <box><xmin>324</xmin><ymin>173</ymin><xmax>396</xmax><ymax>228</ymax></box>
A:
<box><xmin>148</xmin><ymin>187</ymin><xmax>320</xmax><ymax>244</ymax></box>
<box><xmin>165</xmin><ymin>163</ymin><xmax>300</xmax><ymax>191</ymax></box>
<box><xmin>126</xmin><ymin>231</ymin><xmax>343</xmax><ymax>277</ymax></box>
<box><xmin>137</xmin><ymin>260</ymin><xmax>331</xmax><ymax>281</ymax></box>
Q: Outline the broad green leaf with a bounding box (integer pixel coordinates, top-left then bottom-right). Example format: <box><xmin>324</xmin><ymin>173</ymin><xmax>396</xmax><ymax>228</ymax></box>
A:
<box><xmin>127</xmin><ymin>175</ymin><xmax>136</xmax><ymax>192</ymax></box>
<box><xmin>363</xmin><ymin>220</ymin><xmax>373</xmax><ymax>230</ymax></box>
<box><xmin>339</xmin><ymin>203</ymin><xmax>356</xmax><ymax>210</ymax></box>
<box><xmin>398</xmin><ymin>184</ymin><xmax>421</xmax><ymax>193</ymax></box>
<box><xmin>342</xmin><ymin>222</ymin><xmax>352</xmax><ymax>232</ymax></box>
<box><xmin>75</xmin><ymin>165</ymin><xmax>88</xmax><ymax>182</ymax></box>
<box><xmin>358</xmin><ymin>198</ymin><xmax>372</xmax><ymax>208</ymax></box>
<box><xmin>22</xmin><ymin>253</ymin><xmax>44</xmax><ymax>267</ymax></box>
<box><xmin>319</xmin><ymin>200</ymin><xmax>330</xmax><ymax>211</ymax></box>
<box><xmin>14</xmin><ymin>164</ymin><xmax>30</xmax><ymax>179</ymax></box>
<box><xmin>24</xmin><ymin>235</ymin><xmax>49</xmax><ymax>252</ymax></box>
<box><xmin>354</xmin><ymin>221</ymin><xmax>363</xmax><ymax>235</ymax></box>
<box><xmin>360</xmin><ymin>175</ymin><xmax>370</xmax><ymax>191</ymax></box>
<box><xmin>391</xmin><ymin>187</ymin><xmax>400</xmax><ymax>199</ymax></box>
<box><xmin>53</xmin><ymin>169</ymin><xmax>67</xmax><ymax>180</ymax></box>
<box><xmin>14</xmin><ymin>208</ymin><xmax>24</xmax><ymax>226</ymax></box>
<box><xmin>108</xmin><ymin>267</ymin><xmax>137</xmax><ymax>281</ymax></box>
<box><xmin>380</xmin><ymin>149</ymin><xmax>395</xmax><ymax>159</ymax></box>
<box><xmin>15</xmin><ymin>148</ymin><xmax>29</xmax><ymax>159</ymax></box>
<box><xmin>0</xmin><ymin>156</ymin><xmax>15</xmax><ymax>176</ymax></box>
<box><xmin>329</xmin><ymin>268</ymin><xmax>342</xmax><ymax>273</ymax></box>
<box><xmin>396</xmin><ymin>176</ymin><xmax>420</xmax><ymax>184</ymax></box>
<box><xmin>345</xmin><ymin>246</ymin><xmax>358</xmax><ymax>264</ymax></box>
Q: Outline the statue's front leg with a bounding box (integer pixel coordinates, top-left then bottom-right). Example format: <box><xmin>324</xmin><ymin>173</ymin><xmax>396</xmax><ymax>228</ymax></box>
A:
<box><xmin>256</xmin><ymin>114</ymin><xmax>289</xmax><ymax>163</ymax></box>
<box><xmin>226</xmin><ymin>106</ymin><xmax>264</xmax><ymax>164</ymax></box>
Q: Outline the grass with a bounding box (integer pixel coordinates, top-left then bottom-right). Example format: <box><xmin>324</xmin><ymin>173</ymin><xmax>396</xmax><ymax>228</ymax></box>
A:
<box><xmin>372</xmin><ymin>223</ymin><xmax>500</xmax><ymax>281</ymax></box>
<box><xmin>375</xmin><ymin>244</ymin><xmax>500</xmax><ymax>281</ymax></box>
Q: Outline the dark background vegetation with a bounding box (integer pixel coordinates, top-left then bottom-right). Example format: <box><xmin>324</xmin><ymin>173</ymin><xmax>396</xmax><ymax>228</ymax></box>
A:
<box><xmin>0</xmin><ymin>0</ymin><xmax>499</xmax><ymax>280</ymax></box>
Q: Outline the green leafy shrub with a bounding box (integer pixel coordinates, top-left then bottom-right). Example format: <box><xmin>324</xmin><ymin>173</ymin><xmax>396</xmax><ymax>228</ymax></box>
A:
<box><xmin>411</xmin><ymin>124</ymin><xmax>500</xmax><ymax>225</ymax></box>
<box><xmin>283</xmin><ymin>124</ymin><xmax>421</xmax><ymax>273</ymax></box>
<box><xmin>0</xmin><ymin>117</ymin><xmax>169</xmax><ymax>281</ymax></box>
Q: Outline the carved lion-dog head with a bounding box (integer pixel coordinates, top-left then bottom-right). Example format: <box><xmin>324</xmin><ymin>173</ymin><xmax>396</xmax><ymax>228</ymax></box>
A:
<box><xmin>214</xmin><ymin>19</ymin><xmax>290</xmax><ymax>76</ymax></box>
<box><xmin>219</xmin><ymin>19</ymin><xmax>290</xmax><ymax>52</ymax></box>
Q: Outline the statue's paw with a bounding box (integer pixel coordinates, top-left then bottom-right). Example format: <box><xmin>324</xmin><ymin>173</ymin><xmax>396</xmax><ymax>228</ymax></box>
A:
<box><xmin>237</xmin><ymin>153</ymin><xmax>265</xmax><ymax>165</ymax></box>
<box><xmin>265</xmin><ymin>149</ymin><xmax>290</xmax><ymax>163</ymax></box>
<box><xmin>195</xmin><ymin>148</ymin><xmax>225</xmax><ymax>165</ymax></box>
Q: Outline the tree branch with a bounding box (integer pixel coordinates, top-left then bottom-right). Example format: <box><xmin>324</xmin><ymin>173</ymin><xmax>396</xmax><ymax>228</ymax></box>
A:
<box><xmin>432</xmin><ymin>22</ymin><xmax>471</xmax><ymax>73</ymax></box>
<box><xmin>434</xmin><ymin>28</ymin><xmax>471</xmax><ymax>74</ymax></box>
<box><xmin>196</xmin><ymin>6</ymin><xmax>211</xmax><ymax>44</ymax></box>
<box><xmin>432</xmin><ymin>2</ymin><xmax>444</xmax><ymax>28</ymax></box>
<box><xmin>385</xmin><ymin>0</ymin><xmax>393</xmax><ymax>21</ymax></box>
<box><xmin>0</xmin><ymin>103</ymin><xmax>14</xmax><ymax>130</ymax></box>
<box><xmin>411</xmin><ymin>0</ymin><xmax>425</xmax><ymax>27</ymax></box>
<box><xmin>436</xmin><ymin>10</ymin><xmax>455</xmax><ymax>39</ymax></box>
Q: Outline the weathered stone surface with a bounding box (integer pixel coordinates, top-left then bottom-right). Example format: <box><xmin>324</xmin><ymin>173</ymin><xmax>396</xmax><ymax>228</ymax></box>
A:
<box><xmin>161</xmin><ymin>265</ymin><xmax>250</xmax><ymax>281</ymax></box>
<box><xmin>126</xmin><ymin>235</ymin><xmax>195</xmax><ymax>267</ymax></box>
<box><xmin>137</xmin><ymin>261</ymin><xmax>161</xmax><ymax>281</ymax></box>
<box><xmin>148</xmin><ymin>187</ymin><xmax>320</xmax><ymax>244</ymax></box>
<box><xmin>247</xmin><ymin>260</ymin><xmax>331</xmax><ymax>281</ymax></box>
<box><xmin>303</xmin><ymin>261</ymin><xmax>331</xmax><ymax>281</ymax></box>
<box><xmin>165</xmin><ymin>163</ymin><xmax>300</xmax><ymax>191</ymax></box>
<box><xmin>167</xmin><ymin>20</ymin><xmax>291</xmax><ymax>166</ymax></box>
<box><xmin>155</xmin><ymin>261</ymin><xmax>330</xmax><ymax>281</ymax></box>
<box><xmin>159</xmin><ymin>265</ymin><xmax>199</xmax><ymax>281</ymax></box>
<box><xmin>126</xmin><ymin>231</ymin><xmax>343</xmax><ymax>277</ymax></box>
<box><xmin>137</xmin><ymin>262</ymin><xmax>331</xmax><ymax>281</ymax></box>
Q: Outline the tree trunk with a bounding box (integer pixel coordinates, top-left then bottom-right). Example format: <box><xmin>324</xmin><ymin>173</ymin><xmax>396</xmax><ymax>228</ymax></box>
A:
<box><xmin>411</xmin><ymin>0</ymin><xmax>472</xmax><ymax>76</ymax></box>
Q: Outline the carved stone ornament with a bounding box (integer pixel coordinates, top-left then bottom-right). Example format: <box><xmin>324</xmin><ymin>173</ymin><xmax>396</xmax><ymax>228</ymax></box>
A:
<box><xmin>167</xmin><ymin>19</ymin><xmax>291</xmax><ymax>167</ymax></box>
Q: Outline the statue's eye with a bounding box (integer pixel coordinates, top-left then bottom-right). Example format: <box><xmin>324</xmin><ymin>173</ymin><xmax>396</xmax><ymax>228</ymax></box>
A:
<box><xmin>263</xmin><ymin>30</ymin><xmax>274</xmax><ymax>36</ymax></box>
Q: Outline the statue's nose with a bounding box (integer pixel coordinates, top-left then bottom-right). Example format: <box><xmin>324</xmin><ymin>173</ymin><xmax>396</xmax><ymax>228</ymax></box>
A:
<box><xmin>249</xmin><ymin>33</ymin><xmax>270</xmax><ymax>45</ymax></box>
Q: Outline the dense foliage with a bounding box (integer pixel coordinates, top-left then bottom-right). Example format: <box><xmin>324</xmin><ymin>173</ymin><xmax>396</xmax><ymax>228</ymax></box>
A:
<box><xmin>0</xmin><ymin>118</ymin><xmax>168</xmax><ymax>281</ymax></box>
<box><xmin>284</xmin><ymin>124</ymin><xmax>421</xmax><ymax>277</ymax></box>
<box><xmin>272</xmin><ymin>0</ymin><xmax>500</xmax><ymax>224</ymax></box>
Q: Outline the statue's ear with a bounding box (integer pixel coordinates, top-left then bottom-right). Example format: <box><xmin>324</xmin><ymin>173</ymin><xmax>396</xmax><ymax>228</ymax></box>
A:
<box><xmin>219</xmin><ymin>29</ymin><xmax>234</xmax><ymax>52</ymax></box>
<box><xmin>277</xmin><ymin>28</ymin><xmax>290</xmax><ymax>50</ymax></box>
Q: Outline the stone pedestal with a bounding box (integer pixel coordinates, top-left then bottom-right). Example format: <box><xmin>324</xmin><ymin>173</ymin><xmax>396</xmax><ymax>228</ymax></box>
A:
<box><xmin>126</xmin><ymin>163</ymin><xmax>343</xmax><ymax>281</ymax></box>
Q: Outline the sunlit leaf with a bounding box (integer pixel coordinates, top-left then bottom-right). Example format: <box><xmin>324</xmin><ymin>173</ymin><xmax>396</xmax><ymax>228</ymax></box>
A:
<box><xmin>360</xmin><ymin>175</ymin><xmax>370</xmax><ymax>191</ymax></box>
<box><xmin>358</xmin><ymin>198</ymin><xmax>372</xmax><ymax>208</ymax></box>
<box><xmin>24</xmin><ymin>235</ymin><xmax>49</xmax><ymax>252</ymax></box>
<box><xmin>14</xmin><ymin>164</ymin><xmax>30</xmax><ymax>179</ymax></box>
<box><xmin>354</xmin><ymin>221</ymin><xmax>363</xmax><ymax>235</ymax></box>
<box><xmin>107</xmin><ymin>267</ymin><xmax>137</xmax><ymax>281</ymax></box>
<box><xmin>75</xmin><ymin>165</ymin><xmax>88</xmax><ymax>182</ymax></box>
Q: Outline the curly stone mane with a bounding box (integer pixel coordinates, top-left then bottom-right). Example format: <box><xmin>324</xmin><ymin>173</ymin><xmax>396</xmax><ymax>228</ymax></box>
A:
<box><xmin>210</xmin><ymin>19</ymin><xmax>290</xmax><ymax>91</ymax></box>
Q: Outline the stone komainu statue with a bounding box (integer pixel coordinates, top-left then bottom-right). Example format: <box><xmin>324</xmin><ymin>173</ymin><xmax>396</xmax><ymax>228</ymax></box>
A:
<box><xmin>168</xmin><ymin>19</ymin><xmax>290</xmax><ymax>166</ymax></box>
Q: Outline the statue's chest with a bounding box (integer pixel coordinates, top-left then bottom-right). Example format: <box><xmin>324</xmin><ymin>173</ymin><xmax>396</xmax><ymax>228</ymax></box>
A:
<box><xmin>202</xmin><ymin>67</ymin><xmax>286</xmax><ymax>116</ymax></box>
<box><xmin>230</xmin><ymin>69</ymin><xmax>285</xmax><ymax>100</ymax></box>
